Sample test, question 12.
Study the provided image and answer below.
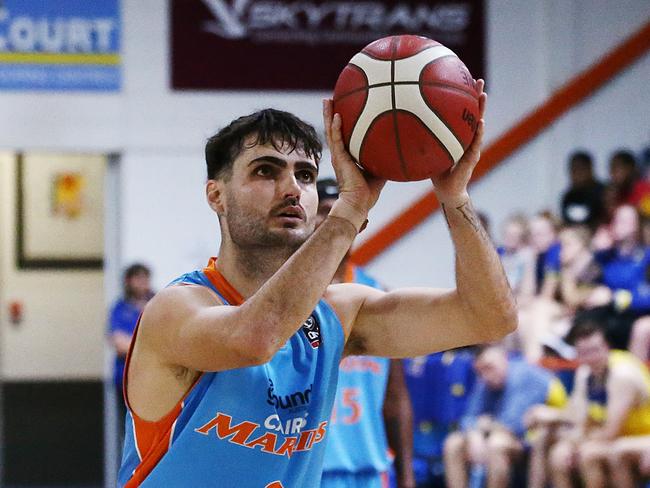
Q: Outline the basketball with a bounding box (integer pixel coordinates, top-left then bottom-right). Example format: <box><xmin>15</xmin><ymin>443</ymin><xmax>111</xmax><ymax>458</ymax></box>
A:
<box><xmin>332</xmin><ymin>35</ymin><xmax>480</xmax><ymax>181</ymax></box>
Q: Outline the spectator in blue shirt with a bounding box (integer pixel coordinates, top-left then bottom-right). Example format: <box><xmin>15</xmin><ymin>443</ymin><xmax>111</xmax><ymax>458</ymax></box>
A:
<box><xmin>443</xmin><ymin>345</ymin><xmax>566</xmax><ymax>488</ymax></box>
<box><xmin>109</xmin><ymin>263</ymin><xmax>154</xmax><ymax>421</ymax></box>
<box><xmin>586</xmin><ymin>205</ymin><xmax>650</xmax><ymax>348</ymax></box>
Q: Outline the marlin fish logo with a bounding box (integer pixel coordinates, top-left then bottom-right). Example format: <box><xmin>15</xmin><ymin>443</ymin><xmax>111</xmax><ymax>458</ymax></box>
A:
<box><xmin>202</xmin><ymin>0</ymin><xmax>250</xmax><ymax>39</ymax></box>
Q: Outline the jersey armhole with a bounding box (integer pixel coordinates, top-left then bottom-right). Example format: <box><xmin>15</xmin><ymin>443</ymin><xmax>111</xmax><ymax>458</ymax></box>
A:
<box><xmin>122</xmin><ymin>282</ymin><xmax>225</xmax><ymax>432</ymax></box>
<box><xmin>318</xmin><ymin>298</ymin><xmax>346</xmax><ymax>350</ymax></box>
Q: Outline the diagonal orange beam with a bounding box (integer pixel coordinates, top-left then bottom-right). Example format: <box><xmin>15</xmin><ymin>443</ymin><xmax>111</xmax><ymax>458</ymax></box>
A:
<box><xmin>351</xmin><ymin>20</ymin><xmax>650</xmax><ymax>265</ymax></box>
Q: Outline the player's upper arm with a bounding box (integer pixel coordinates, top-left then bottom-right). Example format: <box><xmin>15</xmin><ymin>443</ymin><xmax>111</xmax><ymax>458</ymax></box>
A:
<box><xmin>137</xmin><ymin>284</ymin><xmax>269</xmax><ymax>372</ymax></box>
<box><xmin>326</xmin><ymin>283</ymin><xmax>495</xmax><ymax>358</ymax></box>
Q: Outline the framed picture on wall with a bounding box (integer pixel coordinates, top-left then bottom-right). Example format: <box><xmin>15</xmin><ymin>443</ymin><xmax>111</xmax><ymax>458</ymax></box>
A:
<box><xmin>16</xmin><ymin>153</ymin><xmax>106</xmax><ymax>269</ymax></box>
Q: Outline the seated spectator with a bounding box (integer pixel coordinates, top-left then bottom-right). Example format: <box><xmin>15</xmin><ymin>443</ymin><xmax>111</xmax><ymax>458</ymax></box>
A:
<box><xmin>518</xmin><ymin>226</ymin><xmax>602</xmax><ymax>362</ymax></box>
<box><xmin>542</xmin><ymin>319</ymin><xmax>650</xmax><ymax>488</ymax></box>
<box><xmin>557</xmin><ymin>226</ymin><xmax>602</xmax><ymax>312</ymax></box>
<box><xmin>593</xmin><ymin>150</ymin><xmax>639</xmax><ymax>250</ymax></box>
<box><xmin>609</xmin><ymin>149</ymin><xmax>639</xmax><ymax>206</ymax></box>
<box><xmin>497</xmin><ymin>214</ymin><xmax>535</xmax><ymax>306</ymax></box>
<box><xmin>529</xmin><ymin>211</ymin><xmax>562</xmax><ymax>298</ymax></box>
<box><xmin>591</xmin><ymin>184</ymin><xmax>620</xmax><ymax>249</ymax></box>
<box><xmin>630</xmin><ymin>146</ymin><xmax>650</xmax><ymax>217</ymax></box>
<box><xmin>561</xmin><ymin>151</ymin><xmax>605</xmax><ymax>230</ymax></box>
<box><xmin>588</xmin><ymin>205</ymin><xmax>650</xmax><ymax>348</ymax></box>
<box><xmin>443</xmin><ymin>345</ymin><xmax>566</xmax><ymax>488</ymax></box>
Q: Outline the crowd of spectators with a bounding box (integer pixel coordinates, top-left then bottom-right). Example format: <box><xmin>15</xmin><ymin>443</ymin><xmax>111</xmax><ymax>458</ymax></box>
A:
<box><xmin>405</xmin><ymin>145</ymin><xmax>650</xmax><ymax>488</ymax></box>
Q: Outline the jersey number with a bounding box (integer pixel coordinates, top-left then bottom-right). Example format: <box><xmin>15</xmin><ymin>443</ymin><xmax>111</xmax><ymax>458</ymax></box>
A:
<box><xmin>331</xmin><ymin>387</ymin><xmax>362</xmax><ymax>425</ymax></box>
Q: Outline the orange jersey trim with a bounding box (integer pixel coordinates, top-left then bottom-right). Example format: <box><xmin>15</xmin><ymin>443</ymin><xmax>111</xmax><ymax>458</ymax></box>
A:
<box><xmin>123</xmin><ymin>318</ymin><xmax>204</xmax><ymax>488</ymax></box>
<box><xmin>203</xmin><ymin>257</ymin><xmax>245</xmax><ymax>306</ymax></box>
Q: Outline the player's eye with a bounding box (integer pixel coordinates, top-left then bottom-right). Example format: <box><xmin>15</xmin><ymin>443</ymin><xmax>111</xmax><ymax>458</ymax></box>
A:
<box><xmin>254</xmin><ymin>165</ymin><xmax>274</xmax><ymax>177</ymax></box>
<box><xmin>296</xmin><ymin>170</ymin><xmax>315</xmax><ymax>184</ymax></box>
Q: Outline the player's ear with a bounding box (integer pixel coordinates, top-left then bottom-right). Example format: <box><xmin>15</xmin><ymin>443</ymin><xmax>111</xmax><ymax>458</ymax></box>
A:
<box><xmin>206</xmin><ymin>179</ymin><xmax>225</xmax><ymax>214</ymax></box>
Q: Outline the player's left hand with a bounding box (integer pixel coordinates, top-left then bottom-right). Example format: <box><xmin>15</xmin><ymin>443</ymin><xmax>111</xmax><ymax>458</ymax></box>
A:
<box><xmin>323</xmin><ymin>99</ymin><xmax>386</xmax><ymax>229</ymax></box>
<box><xmin>431</xmin><ymin>79</ymin><xmax>486</xmax><ymax>203</ymax></box>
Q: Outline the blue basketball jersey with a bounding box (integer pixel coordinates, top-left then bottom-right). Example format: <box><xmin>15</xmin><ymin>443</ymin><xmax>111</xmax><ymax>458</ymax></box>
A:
<box><xmin>119</xmin><ymin>259</ymin><xmax>344</xmax><ymax>487</ymax></box>
<box><xmin>322</xmin><ymin>266</ymin><xmax>391</xmax><ymax>478</ymax></box>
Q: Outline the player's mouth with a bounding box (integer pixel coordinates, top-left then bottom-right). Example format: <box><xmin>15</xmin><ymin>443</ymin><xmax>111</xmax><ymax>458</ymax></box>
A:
<box><xmin>273</xmin><ymin>206</ymin><xmax>306</xmax><ymax>224</ymax></box>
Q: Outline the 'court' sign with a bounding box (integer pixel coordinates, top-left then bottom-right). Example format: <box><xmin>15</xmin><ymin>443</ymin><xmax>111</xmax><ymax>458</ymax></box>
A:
<box><xmin>0</xmin><ymin>0</ymin><xmax>121</xmax><ymax>91</ymax></box>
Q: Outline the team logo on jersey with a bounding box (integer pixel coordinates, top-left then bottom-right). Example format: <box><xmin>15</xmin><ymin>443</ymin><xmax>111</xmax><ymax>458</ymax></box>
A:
<box><xmin>301</xmin><ymin>314</ymin><xmax>321</xmax><ymax>348</ymax></box>
<box><xmin>195</xmin><ymin>411</ymin><xmax>328</xmax><ymax>458</ymax></box>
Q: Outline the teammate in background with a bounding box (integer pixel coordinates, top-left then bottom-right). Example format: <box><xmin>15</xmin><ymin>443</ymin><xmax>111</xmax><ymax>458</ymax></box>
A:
<box><xmin>316</xmin><ymin>178</ymin><xmax>415</xmax><ymax>488</ymax></box>
<box><xmin>120</xmin><ymin>83</ymin><xmax>516</xmax><ymax>487</ymax></box>
<box><xmin>108</xmin><ymin>263</ymin><xmax>153</xmax><ymax>422</ymax></box>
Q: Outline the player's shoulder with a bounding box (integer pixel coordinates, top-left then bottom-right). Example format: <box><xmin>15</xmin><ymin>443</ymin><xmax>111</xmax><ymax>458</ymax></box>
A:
<box><xmin>324</xmin><ymin>282</ymin><xmax>384</xmax><ymax>338</ymax></box>
<box><xmin>325</xmin><ymin>281</ymin><xmax>383</xmax><ymax>302</ymax></box>
<box><xmin>140</xmin><ymin>285</ymin><xmax>224</xmax><ymax>333</ymax></box>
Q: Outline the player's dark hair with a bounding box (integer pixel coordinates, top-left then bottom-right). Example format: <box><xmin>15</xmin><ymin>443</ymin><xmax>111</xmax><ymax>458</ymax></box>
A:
<box><xmin>205</xmin><ymin>109</ymin><xmax>322</xmax><ymax>180</ymax></box>
<box><xmin>569</xmin><ymin>151</ymin><xmax>593</xmax><ymax>169</ymax></box>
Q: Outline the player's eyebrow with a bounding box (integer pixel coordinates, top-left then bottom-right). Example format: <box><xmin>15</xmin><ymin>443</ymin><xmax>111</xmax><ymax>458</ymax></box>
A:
<box><xmin>249</xmin><ymin>156</ymin><xmax>317</xmax><ymax>172</ymax></box>
<box><xmin>249</xmin><ymin>155</ymin><xmax>287</xmax><ymax>167</ymax></box>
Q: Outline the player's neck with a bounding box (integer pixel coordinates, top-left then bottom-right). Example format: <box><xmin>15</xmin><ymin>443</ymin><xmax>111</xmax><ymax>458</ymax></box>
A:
<box><xmin>216</xmin><ymin>241</ymin><xmax>296</xmax><ymax>298</ymax></box>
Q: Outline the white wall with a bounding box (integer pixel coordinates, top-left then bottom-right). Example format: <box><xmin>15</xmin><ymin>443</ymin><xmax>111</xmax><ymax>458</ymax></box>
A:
<box><xmin>0</xmin><ymin>0</ymin><xmax>648</xmax><ymax>302</ymax></box>
<box><xmin>0</xmin><ymin>156</ymin><xmax>105</xmax><ymax>379</ymax></box>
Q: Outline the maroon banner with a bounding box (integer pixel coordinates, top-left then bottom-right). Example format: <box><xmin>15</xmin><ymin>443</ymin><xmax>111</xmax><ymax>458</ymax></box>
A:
<box><xmin>171</xmin><ymin>0</ymin><xmax>485</xmax><ymax>90</ymax></box>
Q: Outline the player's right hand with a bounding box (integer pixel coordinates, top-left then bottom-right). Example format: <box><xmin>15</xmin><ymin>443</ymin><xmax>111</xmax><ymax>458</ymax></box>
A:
<box><xmin>323</xmin><ymin>99</ymin><xmax>385</xmax><ymax>231</ymax></box>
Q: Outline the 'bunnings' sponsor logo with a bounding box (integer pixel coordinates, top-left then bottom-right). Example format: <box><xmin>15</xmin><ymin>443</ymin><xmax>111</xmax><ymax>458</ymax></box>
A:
<box><xmin>267</xmin><ymin>379</ymin><xmax>312</xmax><ymax>410</ymax></box>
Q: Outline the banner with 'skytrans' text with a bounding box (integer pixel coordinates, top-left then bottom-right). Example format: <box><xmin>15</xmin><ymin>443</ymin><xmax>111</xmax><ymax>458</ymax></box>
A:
<box><xmin>0</xmin><ymin>0</ymin><xmax>120</xmax><ymax>91</ymax></box>
<box><xmin>172</xmin><ymin>0</ymin><xmax>484</xmax><ymax>91</ymax></box>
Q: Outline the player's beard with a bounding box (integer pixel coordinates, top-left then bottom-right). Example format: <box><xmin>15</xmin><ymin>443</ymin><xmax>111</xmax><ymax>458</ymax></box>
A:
<box><xmin>224</xmin><ymin>191</ymin><xmax>312</xmax><ymax>252</ymax></box>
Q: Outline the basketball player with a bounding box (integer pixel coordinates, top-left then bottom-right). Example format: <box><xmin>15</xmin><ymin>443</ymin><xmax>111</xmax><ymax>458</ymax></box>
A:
<box><xmin>119</xmin><ymin>81</ymin><xmax>516</xmax><ymax>487</ymax></box>
<box><xmin>316</xmin><ymin>178</ymin><xmax>415</xmax><ymax>488</ymax></box>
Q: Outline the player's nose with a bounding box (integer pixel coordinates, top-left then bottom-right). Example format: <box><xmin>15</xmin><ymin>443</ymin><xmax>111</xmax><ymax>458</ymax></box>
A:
<box><xmin>278</xmin><ymin>170</ymin><xmax>301</xmax><ymax>200</ymax></box>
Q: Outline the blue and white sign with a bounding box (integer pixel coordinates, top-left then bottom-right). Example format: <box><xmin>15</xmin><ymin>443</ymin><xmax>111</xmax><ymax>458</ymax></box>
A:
<box><xmin>0</xmin><ymin>0</ymin><xmax>121</xmax><ymax>91</ymax></box>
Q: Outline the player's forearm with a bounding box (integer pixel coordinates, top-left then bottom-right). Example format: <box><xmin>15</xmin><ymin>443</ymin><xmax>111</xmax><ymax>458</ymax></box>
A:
<box><xmin>441</xmin><ymin>194</ymin><xmax>517</xmax><ymax>339</ymax></box>
<box><xmin>236</xmin><ymin>214</ymin><xmax>358</xmax><ymax>361</ymax></box>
